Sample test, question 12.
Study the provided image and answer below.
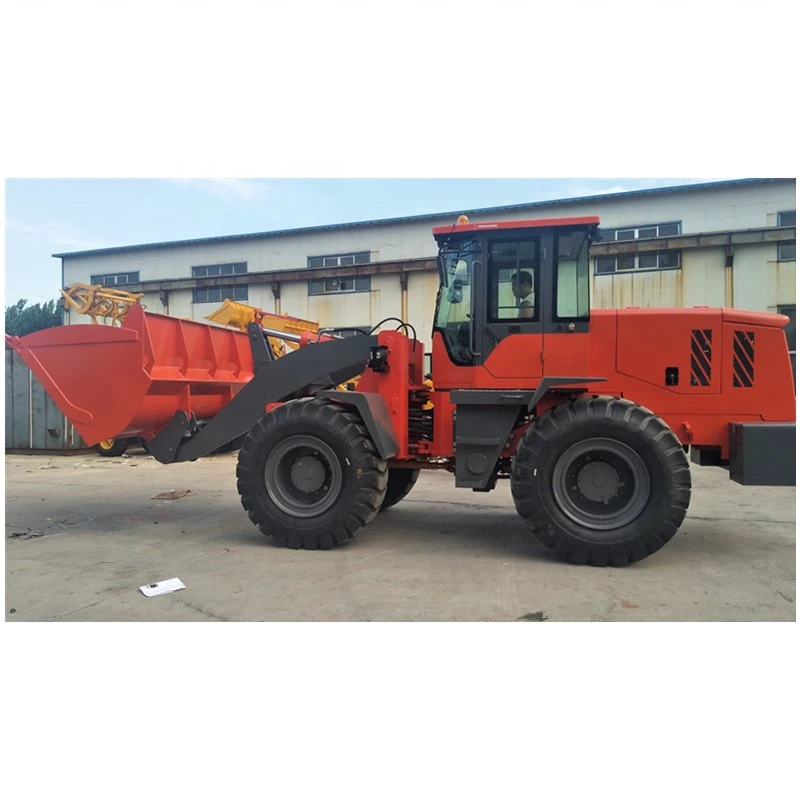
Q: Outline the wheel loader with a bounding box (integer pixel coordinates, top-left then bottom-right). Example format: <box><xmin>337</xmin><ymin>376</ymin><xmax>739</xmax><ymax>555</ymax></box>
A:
<box><xmin>7</xmin><ymin>215</ymin><xmax>796</xmax><ymax>565</ymax></box>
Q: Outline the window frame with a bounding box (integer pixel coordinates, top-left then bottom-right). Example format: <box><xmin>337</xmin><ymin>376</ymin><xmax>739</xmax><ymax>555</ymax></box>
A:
<box><xmin>191</xmin><ymin>262</ymin><xmax>247</xmax><ymax>279</ymax></box>
<box><xmin>553</xmin><ymin>229</ymin><xmax>590</xmax><ymax>322</ymax></box>
<box><xmin>596</xmin><ymin>221</ymin><xmax>682</xmax><ymax>242</ymax></box>
<box><xmin>307</xmin><ymin>251</ymin><xmax>370</xmax><ymax>269</ymax></box>
<box><xmin>777</xmin><ymin>240</ymin><xmax>795</xmax><ymax>262</ymax></box>
<box><xmin>308</xmin><ymin>275</ymin><xmax>371</xmax><ymax>296</ymax></box>
<box><xmin>487</xmin><ymin>237</ymin><xmax>540</xmax><ymax>323</ymax></box>
<box><xmin>593</xmin><ymin>250</ymin><xmax>682</xmax><ymax>275</ymax></box>
<box><xmin>90</xmin><ymin>271</ymin><xmax>140</xmax><ymax>285</ymax></box>
<box><xmin>192</xmin><ymin>284</ymin><xmax>249</xmax><ymax>304</ymax></box>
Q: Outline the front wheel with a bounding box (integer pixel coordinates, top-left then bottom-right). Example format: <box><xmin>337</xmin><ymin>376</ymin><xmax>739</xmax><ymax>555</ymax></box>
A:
<box><xmin>94</xmin><ymin>437</ymin><xmax>128</xmax><ymax>457</ymax></box>
<box><xmin>236</xmin><ymin>399</ymin><xmax>388</xmax><ymax>549</ymax></box>
<box><xmin>511</xmin><ymin>397</ymin><xmax>691</xmax><ymax>566</ymax></box>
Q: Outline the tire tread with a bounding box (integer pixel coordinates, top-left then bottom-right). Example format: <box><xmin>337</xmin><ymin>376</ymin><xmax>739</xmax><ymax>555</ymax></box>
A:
<box><xmin>236</xmin><ymin>399</ymin><xmax>388</xmax><ymax>549</ymax></box>
<box><xmin>511</xmin><ymin>396</ymin><xmax>691</xmax><ymax>566</ymax></box>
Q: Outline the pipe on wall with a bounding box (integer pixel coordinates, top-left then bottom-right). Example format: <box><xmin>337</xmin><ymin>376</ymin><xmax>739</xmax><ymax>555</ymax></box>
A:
<box><xmin>272</xmin><ymin>282</ymin><xmax>281</xmax><ymax>315</ymax></box>
<box><xmin>725</xmin><ymin>247</ymin><xmax>734</xmax><ymax>308</ymax></box>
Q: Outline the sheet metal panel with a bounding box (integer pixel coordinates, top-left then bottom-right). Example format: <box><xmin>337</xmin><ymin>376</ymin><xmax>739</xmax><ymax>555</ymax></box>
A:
<box><xmin>5</xmin><ymin>348</ymin><xmax>85</xmax><ymax>451</ymax></box>
<box><xmin>10</xmin><ymin>349</ymin><xmax>32</xmax><ymax>448</ymax></box>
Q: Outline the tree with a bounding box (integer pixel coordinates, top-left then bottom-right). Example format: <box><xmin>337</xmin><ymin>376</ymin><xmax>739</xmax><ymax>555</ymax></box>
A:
<box><xmin>5</xmin><ymin>298</ymin><xmax>64</xmax><ymax>337</ymax></box>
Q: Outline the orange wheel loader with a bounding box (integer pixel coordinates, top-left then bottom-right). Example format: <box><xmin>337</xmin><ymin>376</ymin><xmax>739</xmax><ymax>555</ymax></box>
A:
<box><xmin>6</xmin><ymin>216</ymin><xmax>795</xmax><ymax>565</ymax></box>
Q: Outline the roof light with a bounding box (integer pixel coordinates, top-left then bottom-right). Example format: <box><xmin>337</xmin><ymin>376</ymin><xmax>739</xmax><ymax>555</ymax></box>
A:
<box><xmin>456</xmin><ymin>215</ymin><xmax>469</xmax><ymax>225</ymax></box>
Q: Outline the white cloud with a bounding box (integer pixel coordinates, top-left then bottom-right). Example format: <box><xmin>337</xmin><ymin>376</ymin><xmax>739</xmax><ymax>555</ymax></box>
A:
<box><xmin>5</xmin><ymin>218</ymin><xmax>107</xmax><ymax>250</ymax></box>
<box><xmin>170</xmin><ymin>178</ymin><xmax>262</xmax><ymax>201</ymax></box>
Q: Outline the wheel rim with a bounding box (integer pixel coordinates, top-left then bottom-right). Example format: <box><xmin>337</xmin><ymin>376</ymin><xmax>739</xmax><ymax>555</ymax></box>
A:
<box><xmin>552</xmin><ymin>437</ymin><xmax>650</xmax><ymax>530</ymax></box>
<box><xmin>264</xmin><ymin>435</ymin><xmax>343</xmax><ymax>518</ymax></box>
<box><xmin>98</xmin><ymin>438</ymin><xmax>116</xmax><ymax>451</ymax></box>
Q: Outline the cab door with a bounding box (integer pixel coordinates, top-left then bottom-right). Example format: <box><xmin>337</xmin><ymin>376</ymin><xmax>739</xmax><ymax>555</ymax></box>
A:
<box><xmin>475</xmin><ymin>233</ymin><xmax>547</xmax><ymax>379</ymax></box>
<box><xmin>542</xmin><ymin>227</ymin><xmax>592</xmax><ymax>377</ymax></box>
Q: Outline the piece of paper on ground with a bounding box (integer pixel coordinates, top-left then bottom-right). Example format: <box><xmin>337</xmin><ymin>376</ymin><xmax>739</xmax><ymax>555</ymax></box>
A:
<box><xmin>139</xmin><ymin>577</ymin><xmax>186</xmax><ymax>597</ymax></box>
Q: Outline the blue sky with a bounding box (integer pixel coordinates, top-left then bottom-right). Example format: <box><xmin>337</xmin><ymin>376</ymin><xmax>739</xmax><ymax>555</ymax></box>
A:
<box><xmin>6</xmin><ymin>178</ymin><xmax>719</xmax><ymax>305</ymax></box>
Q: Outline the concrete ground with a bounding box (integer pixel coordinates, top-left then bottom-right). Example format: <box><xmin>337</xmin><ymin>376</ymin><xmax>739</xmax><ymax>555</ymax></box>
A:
<box><xmin>4</xmin><ymin>450</ymin><xmax>796</xmax><ymax>622</ymax></box>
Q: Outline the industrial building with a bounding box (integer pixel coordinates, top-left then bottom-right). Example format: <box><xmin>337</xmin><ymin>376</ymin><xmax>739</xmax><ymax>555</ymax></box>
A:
<box><xmin>55</xmin><ymin>179</ymin><xmax>796</xmax><ymax>366</ymax></box>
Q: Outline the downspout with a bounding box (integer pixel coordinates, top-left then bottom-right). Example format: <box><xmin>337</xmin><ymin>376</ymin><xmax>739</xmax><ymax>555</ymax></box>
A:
<box><xmin>400</xmin><ymin>272</ymin><xmax>409</xmax><ymax>321</ymax></box>
<box><xmin>724</xmin><ymin>247</ymin><xmax>734</xmax><ymax>308</ymax></box>
<box><xmin>272</xmin><ymin>282</ymin><xmax>281</xmax><ymax>315</ymax></box>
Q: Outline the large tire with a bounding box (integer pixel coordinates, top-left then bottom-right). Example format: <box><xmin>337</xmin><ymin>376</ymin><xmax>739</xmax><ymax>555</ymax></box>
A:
<box><xmin>94</xmin><ymin>437</ymin><xmax>129</xmax><ymax>457</ymax></box>
<box><xmin>380</xmin><ymin>468</ymin><xmax>420</xmax><ymax>511</ymax></box>
<box><xmin>236</xmin><ymin>399</ymin><xmax>388</xmax><ymax>549</ymax></box>
<box><xmin>511</xmin><ymin>396</ymin><xmax>691</xmax><ymax>566</ymax></box>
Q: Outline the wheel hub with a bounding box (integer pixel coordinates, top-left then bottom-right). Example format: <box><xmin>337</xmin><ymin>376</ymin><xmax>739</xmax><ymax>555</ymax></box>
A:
<box><xmin>552</xmin><ymin>438</ymin><xmax>650</xmax><ymax>530</ymax></box>
<box><xmin>264</xmin><ymin>435</ymin><xmax>343</xmax><ymax>518</ymax></box>
<box><xmin>576</xmin><ymin>460</ymin><xmax>620</xmax><ymax>502</ymax></box>
<box><xmin>290</xmin><ymin>456</ymin><xmax>326</xmax><ymax>494</ymax></box>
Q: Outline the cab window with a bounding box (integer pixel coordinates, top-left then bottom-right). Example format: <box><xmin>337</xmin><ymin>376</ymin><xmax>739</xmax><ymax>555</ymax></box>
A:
<box><xmin>555</xmin><ymin>231</ymin><xmax>590</xmax><ymax>319</ymax></box>
<box><xmin>489</xmin><ymin>239</ymin><xmax>538</xmax><ymax>321</ymax></box>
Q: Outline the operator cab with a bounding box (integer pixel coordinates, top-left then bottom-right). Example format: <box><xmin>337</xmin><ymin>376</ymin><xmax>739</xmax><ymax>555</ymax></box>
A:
<box><xmin>433</xmin><ymin>216</ymin><xmax>599</xmax><ymax>369</ymax></box>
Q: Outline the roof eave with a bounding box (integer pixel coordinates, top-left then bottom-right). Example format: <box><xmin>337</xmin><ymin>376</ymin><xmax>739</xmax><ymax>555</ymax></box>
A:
<box><xmin>51</xmin><ymin>178</ymin><xmax>790</xmax><ymax>260</ymax></box>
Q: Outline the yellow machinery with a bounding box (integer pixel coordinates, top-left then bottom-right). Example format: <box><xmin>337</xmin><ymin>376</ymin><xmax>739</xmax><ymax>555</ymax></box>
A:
<box><xmin>59</xmin><ymin>287</ymin><xmax>320</xmax><ymax>359</ymax></box>
<box><xmin>205</xmin><ymin>299</ymin><xmax>321</xmax><ymax>360</ymax></box>
<box><xmin>60</xmin><ymin>283</ymin><xmax>144</xmax><ymax>325</ymax></box>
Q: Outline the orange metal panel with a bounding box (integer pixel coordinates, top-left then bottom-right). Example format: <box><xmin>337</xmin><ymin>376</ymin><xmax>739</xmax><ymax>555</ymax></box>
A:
<box><xmin>5</xmin><ymin>304</ymin><xmax>254</xmax><ymax>446</ymax></box>
<box><xmin>356</xmin><ymin>329</ymin><xmax>425</xmax><ymax>458</ymax></box>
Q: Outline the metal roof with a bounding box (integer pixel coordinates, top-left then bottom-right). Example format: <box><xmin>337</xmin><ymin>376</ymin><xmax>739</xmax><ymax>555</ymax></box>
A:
<box><xmin>52</xmin><ymin>178</ymin><xmax>789</xmax><ymax>259</ymax></box>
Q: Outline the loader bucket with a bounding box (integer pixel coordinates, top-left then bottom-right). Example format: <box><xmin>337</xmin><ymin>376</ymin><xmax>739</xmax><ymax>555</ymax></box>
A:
<box><xmin>4</xmin><ymin>304</ymin><xmax>254</xmax><ymax>446</ymax></box>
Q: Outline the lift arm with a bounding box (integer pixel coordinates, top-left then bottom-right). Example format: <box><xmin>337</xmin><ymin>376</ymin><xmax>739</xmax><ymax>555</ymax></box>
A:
<box><xmin>146</xmin><ymin>326</ymin><xmax>382</xmax><ymax>463</ymax></box>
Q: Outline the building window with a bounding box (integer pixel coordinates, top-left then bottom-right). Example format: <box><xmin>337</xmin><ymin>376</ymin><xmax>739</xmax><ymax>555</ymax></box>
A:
<box><xmin>778</xmin><ymin>304</ymin><xmax>796</xmax><ymax>383</ymax></box>
<box><xmin>594</xmin><ymin>250</ymin><xmax>681</xmax><ymax>275</ymax></box>
<box><xmin>192</xmin><ymin>262</ymin><xmax>247</xmax><ymax>278</ymax></box>
<box><xmin>308</xmin><ymin>276</ymin><xmax>371</xmax><ymax>295</ymax></box>
<box><xmin>90</xmin><ymin>271</ymin><xmax>140</xmax><ymax>285</ymax></box>
<box><xmin>596</xmin><ymin>221</ymin><xmax>681</xmax><ymax>242</ymax></box>
<box><xmin>776</xmin><ymin>211</ymin><xmax>795</xmax><ymax>261</ymax></box>
<box><xmin>778</xmin><ymin>241</ymin><xmax>796</xmax><ymax>261</ymax></box>
<box><xmin>307</xmin><ymin>252</ymin><xmax>370</xmax><ymax>268</ymax></box>
<box><xmin>193</xmin><ymin>285</ymin><xmax>248</xmax><ymax>304</ymax></box>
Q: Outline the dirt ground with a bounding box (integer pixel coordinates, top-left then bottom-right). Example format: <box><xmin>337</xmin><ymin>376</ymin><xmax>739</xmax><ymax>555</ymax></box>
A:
<box><xmin>4</xmin><ymin>450</ymin><xmax>796</xmax><ymax>622</ymax></box>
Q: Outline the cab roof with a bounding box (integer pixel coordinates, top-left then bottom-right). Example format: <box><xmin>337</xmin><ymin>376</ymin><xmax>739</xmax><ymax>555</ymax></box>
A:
<box><xmin>432</xmin><ymin>216</ymin><xmax>601</xmax><ymax>236</ymax></box>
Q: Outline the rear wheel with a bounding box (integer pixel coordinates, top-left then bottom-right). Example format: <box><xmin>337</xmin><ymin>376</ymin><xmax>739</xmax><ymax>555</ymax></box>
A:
<box><xmin>94</xmin><ymin>437</ymin><xmax>128</xmax><ymax>457</ymax></box>
<box><xmin>380</xmin><ymin>468</ymin><xmax>420</xmax><ymax>511</ymax></box>
<box><xmin>511</xmin><ymin>396</ymin><xmax>691</xmax><ymax>566</ymax></box>
<box><xmin>237</xmin><ymin>399</ymin><xmax>388</xmax><ymax>549</ymax></box>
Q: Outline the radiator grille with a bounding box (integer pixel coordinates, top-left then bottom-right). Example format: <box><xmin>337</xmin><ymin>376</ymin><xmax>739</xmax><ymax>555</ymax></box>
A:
<box><xmin>733</xmin><ymin>330</ymin><xmax>755</xmax><ymax>388</ymax></box>
<box><xmin>690</xmin><ymin>329</ymin><xmax>712</xmax><ymax>386</ymax></box>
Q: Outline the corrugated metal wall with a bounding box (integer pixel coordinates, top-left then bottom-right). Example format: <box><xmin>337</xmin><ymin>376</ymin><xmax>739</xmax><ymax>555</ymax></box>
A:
<box><xmin>5</xmin><ymin>348</ymin><xmax>86</xmax><ymax>451</ymax></box>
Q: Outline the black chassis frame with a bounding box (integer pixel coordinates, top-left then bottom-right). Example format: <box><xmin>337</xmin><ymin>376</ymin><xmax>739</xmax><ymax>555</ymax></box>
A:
<box><xmin>451</xmin><ymin>378</ymin><xmax>606</xmax><ymax>490</ymax></box>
